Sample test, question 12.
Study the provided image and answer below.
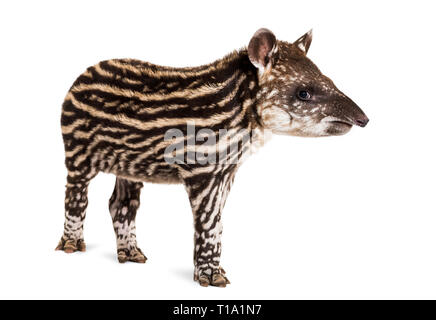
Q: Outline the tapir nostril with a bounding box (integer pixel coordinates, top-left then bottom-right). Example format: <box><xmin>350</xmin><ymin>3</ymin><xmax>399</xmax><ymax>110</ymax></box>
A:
<box><xmin>355</xmin><ymin>117</ymin><xmax>369</xmax><ymax>128</ymax></box>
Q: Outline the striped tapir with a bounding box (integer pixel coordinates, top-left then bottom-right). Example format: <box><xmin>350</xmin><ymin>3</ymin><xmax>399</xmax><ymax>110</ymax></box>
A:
<box><xmin>56</xmin><ymin>28</ymin><xmax>368</xmax><ymax>287</ymax></box>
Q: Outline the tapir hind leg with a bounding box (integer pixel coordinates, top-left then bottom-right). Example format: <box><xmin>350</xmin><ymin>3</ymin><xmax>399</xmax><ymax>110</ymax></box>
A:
<box><xmin>109</xmin><ymin>177</ymin><xmax>146</xmax><ymax>263</ymax></box>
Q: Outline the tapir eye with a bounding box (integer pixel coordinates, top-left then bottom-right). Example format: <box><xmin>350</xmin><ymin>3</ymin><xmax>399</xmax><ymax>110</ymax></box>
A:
<box><xmin>297</xmin><ymin>90</ymin><xmax>311</xmax><ymax>101</ymax></box>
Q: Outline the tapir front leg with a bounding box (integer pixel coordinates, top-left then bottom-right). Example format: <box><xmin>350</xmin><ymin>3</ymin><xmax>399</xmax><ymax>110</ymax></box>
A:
<box><xmin>183</xmin><ymin>168</ymin><xmax>236</xmax><ymax>287</ymax></box>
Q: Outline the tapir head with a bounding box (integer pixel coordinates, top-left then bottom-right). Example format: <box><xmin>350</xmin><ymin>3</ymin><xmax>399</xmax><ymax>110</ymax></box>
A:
<box><xmin>248</xmin><ymin>28</ymin><xmax>369</xmax><ymax>137</ymax></box>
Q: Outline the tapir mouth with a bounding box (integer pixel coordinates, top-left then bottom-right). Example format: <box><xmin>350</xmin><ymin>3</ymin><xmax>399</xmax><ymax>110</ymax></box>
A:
<box><xmin>322</xmin><ymin>117</ymin><xmax>353</xmax><ymax>127</ymax></box>
<box><xmin>327</xmin><ymin>121</ymin><xmax>353</xmax><ymax>135</ymax></box>
<box><xmin>329</xmin><ymin>120</ymin><xmax>353</xmax><ymax>127</ymax></box>
<box><xmin>320</xmin><ymin>117</ymin><xmax>354</xmax><ymax>136</ymax></box>
<box><xmin>324</xmin><ymin>116</ymin><xmax>369</xmax><ymax>128</ymax></box>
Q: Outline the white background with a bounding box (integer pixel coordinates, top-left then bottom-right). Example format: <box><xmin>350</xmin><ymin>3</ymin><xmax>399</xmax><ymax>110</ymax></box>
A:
<box><xmin>0</xmin><ymin>0</ymin><xmax>435</xmax><ymax>299</ymax></box>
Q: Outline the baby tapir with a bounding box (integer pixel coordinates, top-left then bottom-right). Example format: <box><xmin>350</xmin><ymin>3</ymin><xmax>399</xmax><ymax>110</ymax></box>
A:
<box><xmin>57</xmin><ymin>28</ymin><xmax>368</xmax><ymax>287</ymax></box>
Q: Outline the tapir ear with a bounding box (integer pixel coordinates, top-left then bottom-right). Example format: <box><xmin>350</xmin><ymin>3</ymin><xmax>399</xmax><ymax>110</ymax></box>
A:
<box><xmin>294</xmin><ymin>29</ymin><xmax>313</xmax><ymax>55</ymax></box>
<box><xmin>248</xmin><ymin>28</ymin><xmax>277</xmax><ymax>74</ymax></box>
